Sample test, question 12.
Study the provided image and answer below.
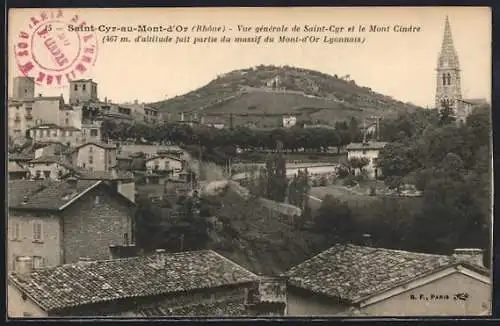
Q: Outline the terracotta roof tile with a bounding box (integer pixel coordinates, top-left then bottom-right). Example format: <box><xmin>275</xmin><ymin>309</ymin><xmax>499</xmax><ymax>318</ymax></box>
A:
<box><xmin>9</xmin><ymin>250</ymin><xmax>258</xmax><ymax>312</ymax></box>
<box><xmin>284</xmin><ymin>244</ymin><xmax>489</xmax><ymax>303</ymax></box>
<box><xmin>76</xmin><ymin>170</ymin><xmax>134</xmax><ymax>181</ymax></box>
<box><xmin>29</xmin><ymin>155</ymin><xmax>75</xmax><ymax>170</ymax></box>
<box><xmin>73</xmin><ymin>142</ymin><xmax>117</xmax><ymax>151</ymax></box>
<box><xmin>9</xmin><ymin>179</ymin><xmax>100</xmax><ymax>211</ymax></box>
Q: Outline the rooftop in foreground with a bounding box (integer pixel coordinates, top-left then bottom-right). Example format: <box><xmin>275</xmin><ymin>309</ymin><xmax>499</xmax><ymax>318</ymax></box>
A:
<box><xmin>8</xmin><ymin>250</ymin><xmax>259</xmax><ymax>312</ymax></box>
<box><xmin>284</xmin><ymin>243</ymin><xmax>490</xmax><ymax>305</ymax></box>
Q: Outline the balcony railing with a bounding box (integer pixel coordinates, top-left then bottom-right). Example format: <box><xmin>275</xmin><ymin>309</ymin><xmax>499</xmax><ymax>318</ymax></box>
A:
<box><xmin>25</xmin><ymin>114</ymin><xmax>33</xmax><ymax>120</ymax></box>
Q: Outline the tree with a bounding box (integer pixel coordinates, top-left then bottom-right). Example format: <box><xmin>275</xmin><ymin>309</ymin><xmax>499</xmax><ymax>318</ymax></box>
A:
<box><xmin>265</xmin><ymin>141</ymin><xmax>288</xmax><ymax>202</ymax></box>
<box><xmin>347</xmin><ymin>157</ymin><xmax>370</xmax><ymax>176</ymax></box>
<box><xmin>439</xmin><ymin>104</ymin><xmax>456</xmax><ymax>126</ymax></box>
<box><xmin>314</xmin><ymin>195</ymin><xmax>356</xmax><ymax>244</ymax></box>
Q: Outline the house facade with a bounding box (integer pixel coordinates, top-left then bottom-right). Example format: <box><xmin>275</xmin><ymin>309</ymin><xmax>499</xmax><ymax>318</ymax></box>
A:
<box><xmin>81</xmin><ymin>122</ymin><xmax>103</xmax><ymax>143</ymax></box>
<box><xmin>71</xmin><ymin>142</ymin><xmax>117</xmax><ymax>172</ymax></box>
<box><xmin>8</xmin><ymin>250</ymin><xmax>259</xmax><ymax>317</ymax></box>
<box><xmin>145</xmin><ymin>155</ymin><xmax>183</xmax><ymax>177</ymax></box>
<box><xmin>28</xmin><ymin>124</ymin><xmax>82</xmax><ymax>146</ymax></box>
<box><xmin>345</xmin><ymin>141</ymin><xmax>387</xmax><ymax>179</ymax></box>
<box><xmin>284</xmin><ymin>244</ymin><xmax>491</xmax><ymax>316</ymax></box>
<box><xmin>26</xmin><ymin>156</ymin><xmax>75</xmax><ymax>180</ymax></box>
<box><xmin>8</xmin><ymin>99</ymin><xmax>35</xmax><ymax>142</ymax></box>
<box><xmin>8</xmin><ymin>179</ymin><xmax>135</xmax><ymax>272</ymax></box>
<box><xmin>8</xmin><ymin>161</ymin><xmax>30</xmax><ymax>180</ymax></box>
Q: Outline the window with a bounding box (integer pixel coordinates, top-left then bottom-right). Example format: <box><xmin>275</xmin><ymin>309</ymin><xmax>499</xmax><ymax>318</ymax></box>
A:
<box><xmin>43</xmin><ymin>171</ymin><xmax>50</xmax><ymax>179</ymax></box>
<box><xmin>95</xmin><ymin>196</ymin><xmax>100</xmax><ymax>205</ymax></box>
<box><xmin>32</xmin><ymin>221</ymin><xmax>43</xmax><ymax>242</ymax></box>
<box><xmin>65</xmin><ymin>118</ymin><xmax>69</xmax><ymax>125</ymax></box>
<box><xmin>82</xmin><ymin>84</ymin><xmax>86</xmax><ymax>91</ymax></box>
<box><xmin>82</xmin><ymin>163</ymin><xmax>86</xmax><ymax>168</ymax></box>
<box><xmin>69</xmin><ymin>131</ymin><xmax>73</xmax><ymax>137</ymax></box>
<box><xmin>124</xmin><ymin>233</ymin><xmax>129</xmax><ymax>245</ymax></box>
<box><xmin>89</xmin><ymin>146</ymin><xmax>93</xmax><ymax>153</ymax></box>
<box><xmin>89</xmin><ymin>156</ymin><xmax>93</xmax><ymax>164</ymax></box>
<box><xmin>446</xmin><ymin>73</ymin><xmax>451</xmax><ymax>85</ymax></box>
<box><xmin>74</xmin><ymin>84</ymin><xmax>78</xmax><ymax>91</ymax></box>
<box><xmin>52</xmin><ymin>131</ymin><xmax>57</xmax><ymax>137</ymax></box>
<box><xmin>33</xmin><ymin>256</ymin><xmax>44</xmax><ymax>269</ymax></box>
<box><xmin>90</xmin><ymin>129</ymin><xmax>98</xmax><ymax>136</ymax></box>
<box><xmin>442</xmin><ymin>73</ymin><xmax>447</xmax><ymax>86</ymax></box>
<box><xmin>10</xmin><ymin>221</ymin><xmax>20</xmax><ymax>240</ymax></box>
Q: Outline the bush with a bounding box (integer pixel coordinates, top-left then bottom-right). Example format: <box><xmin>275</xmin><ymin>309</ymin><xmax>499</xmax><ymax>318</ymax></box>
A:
<box><xmin>337</xmin><ymin>166</ymin><xmax>350</xmax><ymax>178</ymax></box>
<box><xmin>343</xmin><ymin>176</ymin><xmax>357</xmax><ymax>187</ymax></box>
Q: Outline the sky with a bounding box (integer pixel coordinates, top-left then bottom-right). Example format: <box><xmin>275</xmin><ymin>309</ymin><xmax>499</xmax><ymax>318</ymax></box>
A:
<box><xmin>8</xmin><ymin>7</ymin><xmax>491</xmax><ymax>108</ymax></box>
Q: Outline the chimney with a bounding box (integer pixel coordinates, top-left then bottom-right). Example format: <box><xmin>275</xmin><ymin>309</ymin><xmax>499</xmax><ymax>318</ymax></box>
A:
<box><xmin>155</xmin><ymin>249</ymin><xmax>166</xmax><ymax>267</ymax></box>
<box><xmin>16</xmin><ymin>256</ymin><xmax>33</xmax><ymax>281</ymax></box>
<box><xmin>361</xmin><ymin>233</ymin><xmax>372</xmax><ymax>247</ymax></box>
<box><xmin>104</xmin><ymin>97</ymin><xmax>107</xmax><ymax>103</ymax></box>
<box><xmin>452</xmin><ymin>248</ymin><xmax>484</xmax><ymax>267</ymax></box>
<box><xmin>78</xmin><ymin>257</ymin><xmax>93</xmax><ymax>263</ymax></box>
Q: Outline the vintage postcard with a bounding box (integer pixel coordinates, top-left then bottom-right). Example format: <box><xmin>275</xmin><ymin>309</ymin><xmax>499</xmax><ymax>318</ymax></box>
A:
<box><xmin>7</xmin><ymin>6</ymin><xmax>492</xmax><ymax>318</ymax></box>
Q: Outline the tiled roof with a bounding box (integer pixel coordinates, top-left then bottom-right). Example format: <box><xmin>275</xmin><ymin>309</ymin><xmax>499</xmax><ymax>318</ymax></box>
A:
<box><xmin>29</xmin><ymin>155</ymin><xmax>75</xmax><ymax>170</ymax></box>
<box><xmin>9</xmin><ymin>250</ymin><xmax>258</xmax><ymax>312</ymax></box>
<box><xmin>284</xmin><ymin>244</ymin><xmax>490</xmax><ymax>304</ymax></box>
<box><xmin>8</xmin><ymin>179</ymin><xmax>100</xmax><ymax>211</ymax></box>
<box><xmin>345</xmin><ymin>141</ymin><xmax>388</xmax><ymax>151</ymax></box>
<box><xmin>461</xmin><ymin>98</ymin><xmax>488</xmax><ymax>105</ymax></box>
<box><xmin>8</xmin><ymin>180</ymin><xmax>52</xmax><ymax>205</ymax></box>
<box><xmin>29</xmin><ymin>124</ymin><xmax>80</xmax><ymax>131</ymax></box>
<box><xmin>9</xmin><ymin>153</ymin><xmax>35</xmax><ymax>161</ymax></box>
<box><xmin>75</xmin><ymin>170</ymin><xmax>134</xmax><ymax>180</ymax></box>
<box><xmin>72</xmin><ymin>142</ymin><xmax>117</xmax><ymax>151</ymax></box>
<box><xmin>145</xmin><ymin>155</ymin><xmax>182</xmax><ymax>163</ymax></box>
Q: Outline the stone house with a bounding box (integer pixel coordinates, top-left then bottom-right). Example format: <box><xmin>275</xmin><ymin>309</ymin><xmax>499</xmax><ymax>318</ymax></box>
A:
<box><xmin>69</xmin><ymin>142</ymin><xmax>117</xmax><ymax>172</ymax></box>
<box><xmin>28</xmin><ymin>124</ymin><xmax>82</xmax><ymax>147</ymax></box>
<box><xmin>26</xmin><ymin>156</ymin><xmax>76</xmax><ymax>180</ymax></box>
<box><xmin>7</xmin><ymin>250</ymin><xmax>259</xmax><ymax>317</ymax></box>
<box><xmin>284</xmin><ymin>244</ymin><xmax>491</xmax><ymax>316</ymax></box>
<box><xmin>145</xmin><ymin>155</ymin><xmax>183</xmax><ymax>179</ymax></box>
<box><xmin>7</xmin><ymin>178</ymin><xmax>136</xmax><ymax>272</ymax></box>
<box><xmin>345</xmin><ymin>141</ymin><xmax>388</xmax><ymax>179</ymax></box>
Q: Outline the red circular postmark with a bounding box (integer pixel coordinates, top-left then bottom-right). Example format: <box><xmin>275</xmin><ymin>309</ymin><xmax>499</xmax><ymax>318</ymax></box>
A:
<box><xmin>14</xmin><ymin>9</ymin><xmax>98</xmax><ymax>87</ymax></box>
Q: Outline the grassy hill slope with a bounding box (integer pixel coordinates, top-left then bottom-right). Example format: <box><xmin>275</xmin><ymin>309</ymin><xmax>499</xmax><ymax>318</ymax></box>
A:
<box><xmin>151</xmin><ymin>65</ymin><xmax>422</xmax><ymax>124</ymax></box>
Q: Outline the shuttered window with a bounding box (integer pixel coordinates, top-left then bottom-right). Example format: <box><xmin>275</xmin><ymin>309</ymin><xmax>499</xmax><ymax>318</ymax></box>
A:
<box><xmin>32</xmin><ymin>221</ymin><xmax>43</xmax><ymax>242</ymax></box>
<box><xmin>10</xmin><ymin>221</ymin><xmax>20</xmax><ymax>240</ymax></box>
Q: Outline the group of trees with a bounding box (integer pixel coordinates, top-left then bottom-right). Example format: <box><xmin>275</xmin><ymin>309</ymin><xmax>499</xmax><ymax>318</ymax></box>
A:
<box><xmin>134</xmin><ymin>191</ymin><xmax>215</xmax><ymax>252</ymax></box>
<box><xmin>314</xmin><ymin>105</ymin><xmax>491</xmax><ymax>255</ymax></box>
<box><xmin>248</xmin><ymin>141</ymin><xmax>289</xmax><ymax>203</ymax></box>
<box><xmin>100</xmin><ymin>117</ymin><xmax>364</xmax><ymax>153</ymax></box>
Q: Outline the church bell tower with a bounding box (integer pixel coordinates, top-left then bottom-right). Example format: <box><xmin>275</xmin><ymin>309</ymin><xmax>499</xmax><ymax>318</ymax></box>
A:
<box><xmin>435</xmin><ymin>16</ymin><xmax>462</xmax><ymax>114</ymax></box>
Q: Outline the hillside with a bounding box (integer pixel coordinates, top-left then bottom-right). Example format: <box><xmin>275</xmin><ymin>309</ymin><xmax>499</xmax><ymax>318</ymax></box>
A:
<box><xmin>151</xmin><ymin>65</ymin><xmax>422</xmax><ymax>125</ymax></box>
<box><xmin>208</xmin><ymin>184</ymin><xmax>325</xmax><ymax>275</ymax></box>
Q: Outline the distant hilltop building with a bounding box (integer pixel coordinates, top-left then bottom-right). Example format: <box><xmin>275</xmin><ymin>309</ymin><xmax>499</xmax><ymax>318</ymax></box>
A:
<box><xmin>435</xmin><ymin>16</ymin><xmax>488</xmax><ymax>122</ymax></box>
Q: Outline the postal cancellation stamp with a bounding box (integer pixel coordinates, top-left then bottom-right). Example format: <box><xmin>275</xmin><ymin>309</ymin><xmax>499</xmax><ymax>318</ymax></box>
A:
<box><xmin>14</xmin><ymin>9</ymin><xmax>98</xmax><ymax>87</ymax></box>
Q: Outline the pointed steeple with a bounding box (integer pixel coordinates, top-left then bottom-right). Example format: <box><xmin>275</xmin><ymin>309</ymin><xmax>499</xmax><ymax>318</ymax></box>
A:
<box><xmin>435</xmin><ymin>15</ymin><xmax>463</xmax><ymax>116</ymax></box>
<box><xmin>438</xmin><ymin>15</ymin><xmax>460</xmax><ymax>69</ymax></box>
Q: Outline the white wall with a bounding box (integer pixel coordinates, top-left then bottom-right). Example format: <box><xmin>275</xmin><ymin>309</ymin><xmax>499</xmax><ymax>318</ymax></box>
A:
<box><xmin>8</xmin><ymin>284</ymin><xmax>49</xmax><ymax>317</ymax></box>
